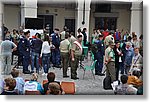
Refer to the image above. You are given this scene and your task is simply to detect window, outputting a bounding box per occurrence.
[95,17,117,30]
[25,18,44,29]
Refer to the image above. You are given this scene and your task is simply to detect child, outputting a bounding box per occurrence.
[11,68,25,94]
[1,78,18,95]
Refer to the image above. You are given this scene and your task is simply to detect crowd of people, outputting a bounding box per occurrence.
[0,25,143,95]
[0,26,85,80]
[91,29,143,95]
[0,68,62,95]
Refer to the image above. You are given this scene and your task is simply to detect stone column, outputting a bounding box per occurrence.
[76,0,91,41]
[0,1,4,41]
[0,1,4,77]
[130,2,143,38]
[20,0,37,28]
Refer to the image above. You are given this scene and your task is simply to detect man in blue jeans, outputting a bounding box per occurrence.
[123,42,134,74]
[30,33,43,74]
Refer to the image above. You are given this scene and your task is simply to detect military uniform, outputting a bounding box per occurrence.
[60,39,71,77]
[104,35,114,48]
[51,33,61,67]
[94,39,105,75]
[19,37,30,73]
[17,36,24,66]
[105,46,116,82]
[69,35,77,47]
[71,41,82,79]
[68,35,77,66]
[60,31,66,41]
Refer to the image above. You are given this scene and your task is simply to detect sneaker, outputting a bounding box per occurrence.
[71,77,79,80]
[23,71,31,74]
[36,70,39,74]
[52,65,56,67]
[42,73,45,76]
[95,73,100,75]
[45,73,48,76]
[31,71,34,73]
[95,73,105,76]
[99,73,105,76]
[75,77,79,79]
[63,76,69,78]
[55,65,62,68]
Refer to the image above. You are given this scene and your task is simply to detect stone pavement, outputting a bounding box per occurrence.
[1,54,114,95]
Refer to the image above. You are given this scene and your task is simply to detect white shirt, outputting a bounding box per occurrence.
[24,81,38,91]
[132,40,140,48]
[40,41,51,55]
[116,48,122,62]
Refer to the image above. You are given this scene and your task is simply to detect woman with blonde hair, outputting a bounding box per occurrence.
[24,73,44,94]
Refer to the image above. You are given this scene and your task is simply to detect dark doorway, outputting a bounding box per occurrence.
[95,17,117,30]
[38,15,54,34]
[65,19,75,35]
[25,18,44,29]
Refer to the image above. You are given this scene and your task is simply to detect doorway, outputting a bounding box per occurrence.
[38,15,54,34]
[65,19,75,35]
[95,17,117,30]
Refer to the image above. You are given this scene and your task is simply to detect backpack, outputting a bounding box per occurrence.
[103,76,113,90]
[91,44,98,54]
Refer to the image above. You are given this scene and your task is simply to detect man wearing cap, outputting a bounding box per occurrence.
[104,41,116,82]
[51,28,61,68]
[60,32,71,78]
[68,32,77,47]
[94,34,105,76]
[60,26,67,41]
[71,35,83,80]
[104,32,114,48]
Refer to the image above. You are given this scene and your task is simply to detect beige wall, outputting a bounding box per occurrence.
[111,9,131,32]
[4,5,20,32]
[4,5,76,32]
[3,4,131,36]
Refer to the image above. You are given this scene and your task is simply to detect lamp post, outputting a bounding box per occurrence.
[82,0,85,25]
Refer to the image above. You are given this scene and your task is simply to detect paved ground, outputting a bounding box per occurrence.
[1,54,114,95]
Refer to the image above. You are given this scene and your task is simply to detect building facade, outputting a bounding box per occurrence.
[0,0,142,40]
